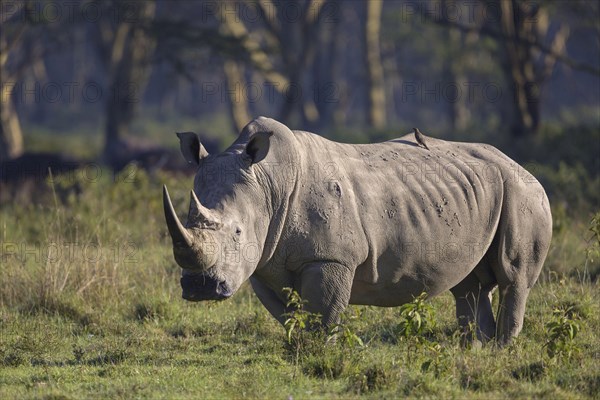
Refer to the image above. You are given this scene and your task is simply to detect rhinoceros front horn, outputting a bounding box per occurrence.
[163,185,193,248]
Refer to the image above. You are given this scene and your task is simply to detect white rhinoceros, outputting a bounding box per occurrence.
[163,116,552,344]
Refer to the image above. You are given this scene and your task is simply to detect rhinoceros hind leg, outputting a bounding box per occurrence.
[491,204,551,345]
[490,189,551,345]
[450,271,496,346]
[496,281,530,346]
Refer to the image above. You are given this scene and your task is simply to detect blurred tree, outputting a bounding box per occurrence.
[1,0,598,160]
[217,0,332,129]
[311,0,341,129]
[422,0,598,138]
[493,0,570,137]
[1,3,28,161]
[223,60,252,133]
[439,0,470,132]
[363,0,386,129]
[261,0,329,126]
[91,0,156,165]
[214,1,288,132]
[0,1,69,161]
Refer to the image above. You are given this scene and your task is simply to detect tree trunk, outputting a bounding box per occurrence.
[364,0,386,129]
[0,13,25,162]
[216,1,289,129]
[0,95,24,162]
[101,1,156,165]
[223,60,252,133]
[312,0,341,130]
[498,0,541,137]
[442,2,469,132]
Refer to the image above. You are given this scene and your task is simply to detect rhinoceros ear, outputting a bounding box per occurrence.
[176,132,209,165]
[245,131,273,164]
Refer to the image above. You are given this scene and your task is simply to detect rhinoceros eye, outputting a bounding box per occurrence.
[235,227,242,235]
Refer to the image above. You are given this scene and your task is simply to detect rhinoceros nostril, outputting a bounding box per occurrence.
[180,272,231,301]
[215,281,233,297]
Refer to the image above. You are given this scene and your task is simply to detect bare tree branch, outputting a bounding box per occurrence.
[423,10,600,76]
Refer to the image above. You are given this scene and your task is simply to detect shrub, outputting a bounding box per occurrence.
[543,305,581,361]
[397,292,436,339]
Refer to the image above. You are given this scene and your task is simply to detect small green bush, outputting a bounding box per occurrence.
[544,305,581,361]
[397,292,436,339]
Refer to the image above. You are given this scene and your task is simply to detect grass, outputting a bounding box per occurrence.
[1,165,599,399]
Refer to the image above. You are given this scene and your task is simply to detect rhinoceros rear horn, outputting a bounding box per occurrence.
[163,185,193,248]
[189,190,222,229]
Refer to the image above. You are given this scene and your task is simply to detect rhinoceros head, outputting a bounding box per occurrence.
[164,117,284,302]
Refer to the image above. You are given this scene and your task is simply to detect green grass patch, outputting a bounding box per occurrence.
[1,159,599,398]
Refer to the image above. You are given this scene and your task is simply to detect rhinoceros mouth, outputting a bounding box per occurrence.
[180,272,232,301]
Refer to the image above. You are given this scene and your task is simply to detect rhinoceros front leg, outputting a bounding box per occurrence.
[299,262,354,327]
[250,276,289,325]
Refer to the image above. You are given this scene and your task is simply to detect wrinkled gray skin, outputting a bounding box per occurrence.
[163,116,552,345]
